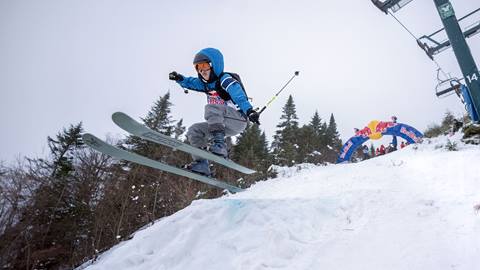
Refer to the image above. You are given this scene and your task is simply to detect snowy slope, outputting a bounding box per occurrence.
[80,133,480,270]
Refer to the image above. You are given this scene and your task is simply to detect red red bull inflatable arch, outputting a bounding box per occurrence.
[337,119,423,163]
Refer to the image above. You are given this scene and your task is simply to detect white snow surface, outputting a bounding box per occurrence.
[80,133,480,270]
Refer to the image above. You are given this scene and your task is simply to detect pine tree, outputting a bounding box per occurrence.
[19,123,86,269]
[142,92,175,135]
[310,111,328,152]
[126,92,177,157]
[324,113,343,162]
[296,125,315,163]
[326,113,342,147]
[310,111,326,137]
[272,95,299,166]
[231,124,273,186]
[46,123,84,178]
[173,119,186,140]
[120,92,203,236]
[299,111,328,164]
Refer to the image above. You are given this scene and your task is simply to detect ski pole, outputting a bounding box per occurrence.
[257,71,300,115]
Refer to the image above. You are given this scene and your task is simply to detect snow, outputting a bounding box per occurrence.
[79,133,480,270]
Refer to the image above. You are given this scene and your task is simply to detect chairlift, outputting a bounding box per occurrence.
[435,69,462,98]
[371,0,415,14]
[433,70,480,121]
[417,8,480,59]
[371,1,480,122]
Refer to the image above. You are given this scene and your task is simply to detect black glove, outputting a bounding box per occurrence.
[247,108,260,125]
[169,71,184,82]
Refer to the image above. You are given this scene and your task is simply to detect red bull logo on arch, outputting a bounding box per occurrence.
[400,126,422,143]
[337,119,423,163]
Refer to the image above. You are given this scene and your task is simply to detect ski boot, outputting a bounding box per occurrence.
[186,159,211,176]
[209,130,228,158]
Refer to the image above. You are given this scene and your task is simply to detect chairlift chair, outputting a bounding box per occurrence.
[435,77,462,98]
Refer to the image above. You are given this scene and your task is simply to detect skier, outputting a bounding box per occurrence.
[390,116,398,150]
[379,144,386,155]
[169,48,260,175]
[361,145,370,160]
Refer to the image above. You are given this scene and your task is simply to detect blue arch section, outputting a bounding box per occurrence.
[336,136,369,163]
[337,123,423,163]
[381,123,423,144]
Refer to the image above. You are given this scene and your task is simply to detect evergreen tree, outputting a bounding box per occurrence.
[46,123,84,178]
[173,119,186,140]
[142,92,175,135]
[326,113,342,147]
[324,113,343,162]
[231,124,273,186]
[120,92,203,237]
[272,95,299,166]
[126,92,176,156]
[309,111,328,155]
[18,123,86,269]
[296,125,315,163]
[310,111,326,138]
[298,111,328,164]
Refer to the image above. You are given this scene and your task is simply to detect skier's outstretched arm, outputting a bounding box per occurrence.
[179,77,206,92]
[169,71,205,92]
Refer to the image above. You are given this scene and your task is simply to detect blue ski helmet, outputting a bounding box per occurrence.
[193,48,224,82]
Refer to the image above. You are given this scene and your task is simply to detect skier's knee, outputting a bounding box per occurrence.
[208,123,225,133]
[187,123,208,147]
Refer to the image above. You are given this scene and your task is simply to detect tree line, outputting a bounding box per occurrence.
[0,93,342,269]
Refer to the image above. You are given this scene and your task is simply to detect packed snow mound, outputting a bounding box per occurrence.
[80,133,480,270]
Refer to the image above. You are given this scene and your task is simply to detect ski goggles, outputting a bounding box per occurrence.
[195,62,211,71]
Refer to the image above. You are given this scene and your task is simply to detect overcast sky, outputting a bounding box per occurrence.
[1,0,479,163]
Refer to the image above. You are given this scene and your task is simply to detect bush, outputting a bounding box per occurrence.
[424,111,463,138]
[424,124,444,138]
[445,139,458,151]
[462,123,480,145]
[463,124,480,138]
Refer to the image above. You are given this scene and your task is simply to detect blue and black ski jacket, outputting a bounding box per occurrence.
[176,48,253,114]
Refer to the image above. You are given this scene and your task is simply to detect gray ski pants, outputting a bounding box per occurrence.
[187,104,248,160]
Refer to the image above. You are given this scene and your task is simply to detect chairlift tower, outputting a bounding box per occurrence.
[434,0,480,116]
[372,0,480,121]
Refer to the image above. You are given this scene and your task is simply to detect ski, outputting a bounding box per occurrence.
[111,111,256,175]
[82,133,244,193]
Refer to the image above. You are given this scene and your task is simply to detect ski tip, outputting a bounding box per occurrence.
[82,133,103,143]
[82,133,102,148]
[82,133,95,141]
[112,111,129,122]
[112,112,139,128]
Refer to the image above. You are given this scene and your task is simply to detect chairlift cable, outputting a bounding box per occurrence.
[387,10,452,84]
[388,10,418,40]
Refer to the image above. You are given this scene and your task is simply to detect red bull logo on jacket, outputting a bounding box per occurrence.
[207,91,226,105]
